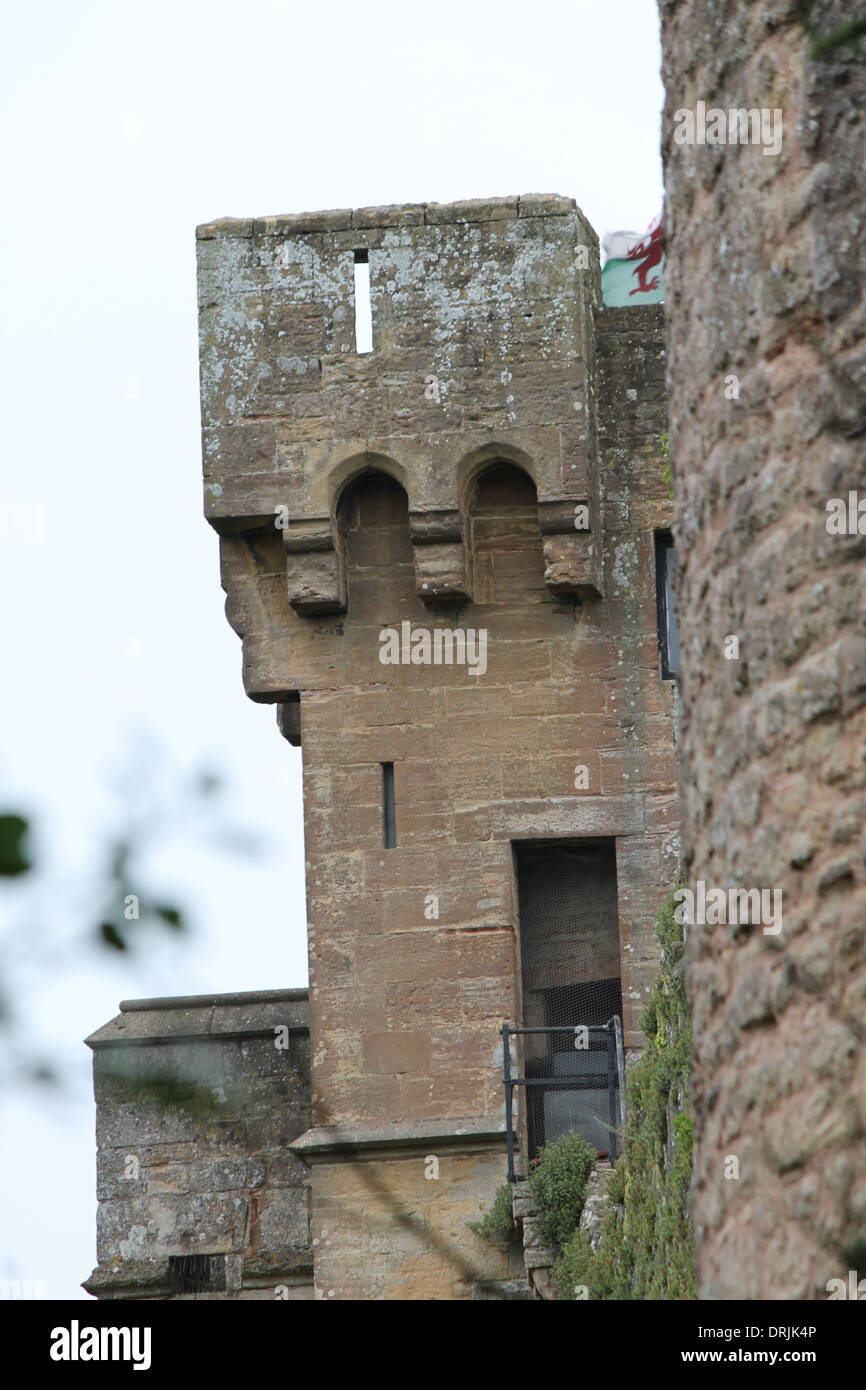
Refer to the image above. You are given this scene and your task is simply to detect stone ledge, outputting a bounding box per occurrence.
[523,1244,560,1270]
[471,1279,533,1300]
[85,990,309,1048]
[83,1254,314,1300]
[289,1115,507,1162]
[120,989,308,1012]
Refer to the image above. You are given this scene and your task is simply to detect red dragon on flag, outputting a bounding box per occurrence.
[601,214,665,306]
[625,219,663,295]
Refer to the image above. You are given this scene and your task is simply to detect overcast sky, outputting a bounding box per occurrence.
[0,0,664,1299]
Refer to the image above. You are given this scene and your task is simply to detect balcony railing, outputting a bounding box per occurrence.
[501,1019,627,1182]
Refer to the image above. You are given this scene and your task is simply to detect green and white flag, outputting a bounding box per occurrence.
[601,217,664,306]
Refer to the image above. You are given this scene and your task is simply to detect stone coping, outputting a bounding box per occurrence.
[85,988,309,1048]
[118,988,308,1011]
[83,1255,313,1299]
[196,194,579,240]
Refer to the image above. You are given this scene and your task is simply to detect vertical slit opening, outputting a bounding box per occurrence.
[382,762,396,848]
[353,250,373,354]
[654,532,680,681]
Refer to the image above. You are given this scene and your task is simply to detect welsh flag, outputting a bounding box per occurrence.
[601,215,664,306]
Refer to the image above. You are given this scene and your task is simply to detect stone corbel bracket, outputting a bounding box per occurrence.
[409,508,470,605]
[282,517,346,615]
[537,498,602,599]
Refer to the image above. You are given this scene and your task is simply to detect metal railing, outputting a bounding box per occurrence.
[502,1018,627,1182]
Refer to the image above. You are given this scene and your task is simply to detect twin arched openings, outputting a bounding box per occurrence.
[337,462,546,614]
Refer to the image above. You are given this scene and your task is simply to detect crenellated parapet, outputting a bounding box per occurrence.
[197,196,605,639]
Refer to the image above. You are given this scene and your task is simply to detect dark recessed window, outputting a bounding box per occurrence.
[168,1254,227,1295]
[515,840,623,1161]
[655,532,680,681]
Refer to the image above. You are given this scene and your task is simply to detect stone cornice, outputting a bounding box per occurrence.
[289,1116,507,1164]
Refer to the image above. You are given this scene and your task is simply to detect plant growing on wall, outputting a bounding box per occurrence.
[528,1131,596,1247]
[660,431,672,498]
[552,891,696,1299]
[468,1181,516,1250]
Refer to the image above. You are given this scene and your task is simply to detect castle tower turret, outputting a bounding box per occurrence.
[195,195,676,1299]
[84,195,677,1303]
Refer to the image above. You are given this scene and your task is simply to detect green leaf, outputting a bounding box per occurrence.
[99,922,127,951]
[0,814,32,876]
[154,905,183,929]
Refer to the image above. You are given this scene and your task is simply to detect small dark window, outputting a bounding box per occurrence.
[655,532,680,681]
[168,1254,226,1294]
[382,762,396,848]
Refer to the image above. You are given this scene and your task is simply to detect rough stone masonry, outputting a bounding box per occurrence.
[658,0,866,1299]
[86,195,676,1299]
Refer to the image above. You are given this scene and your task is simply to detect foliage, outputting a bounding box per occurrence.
[811,13,866,57]
[0,815,31,877]
[0,752,262,1094]
[660,431,672,497]
[469,1182,516,1250]
[793,1,866,57]
[551,891,697,1300]
[528,1131,597,1247]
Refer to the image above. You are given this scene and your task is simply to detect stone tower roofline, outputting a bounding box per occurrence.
[197,192,605,630]
[195,192,596,241]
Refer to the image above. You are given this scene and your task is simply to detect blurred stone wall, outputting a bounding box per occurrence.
[658,0,866,1298]
[84,990,312,1299]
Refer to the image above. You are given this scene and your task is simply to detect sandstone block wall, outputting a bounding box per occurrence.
[84,990,312,1300]
[293,1120,526,1300]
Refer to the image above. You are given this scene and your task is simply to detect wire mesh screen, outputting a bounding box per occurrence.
[516,841,623,1160]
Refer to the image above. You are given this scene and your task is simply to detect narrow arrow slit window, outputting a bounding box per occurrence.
[354,250,373,354]
[382,762,396,848]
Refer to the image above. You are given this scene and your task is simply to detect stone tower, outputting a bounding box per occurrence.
[195,194,675,1299]
[86,194,676,1301]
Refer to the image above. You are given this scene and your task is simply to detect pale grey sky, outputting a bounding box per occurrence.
[0,0,664,1299]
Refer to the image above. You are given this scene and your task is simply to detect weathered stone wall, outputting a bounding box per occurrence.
[193,197,676,1299]
[596,305,681,1028]
[658,0,866,1297]
[84,990,312,1299]
[293,1119,528,1300]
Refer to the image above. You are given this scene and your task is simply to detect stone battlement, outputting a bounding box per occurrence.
[196,194,583,240]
